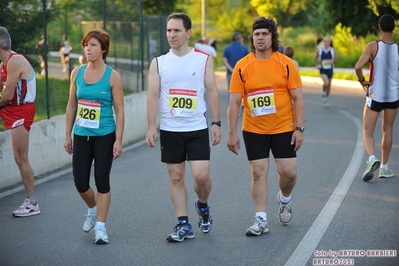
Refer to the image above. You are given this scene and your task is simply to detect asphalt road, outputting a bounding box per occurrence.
[0,74,398,266]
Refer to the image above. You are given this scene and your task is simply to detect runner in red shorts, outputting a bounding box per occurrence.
[0,26,40,217]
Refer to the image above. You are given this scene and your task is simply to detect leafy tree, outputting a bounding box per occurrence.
[183,0,228,37]
[250,0,399,37]
[324,0,379,36]
[0,0,56,68]
[216,5,254,41]
[143,0,179,15]
[250,0,313,34]
[368,0,399,15]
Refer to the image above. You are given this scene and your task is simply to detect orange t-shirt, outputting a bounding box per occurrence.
[230,52,302,134]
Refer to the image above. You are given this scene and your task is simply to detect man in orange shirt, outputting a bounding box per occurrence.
[227,17,305,236]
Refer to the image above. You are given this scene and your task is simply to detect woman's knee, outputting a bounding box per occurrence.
[74,177,90,193]
[96,184,110,194]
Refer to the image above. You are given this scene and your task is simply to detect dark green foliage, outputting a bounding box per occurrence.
[0,1,56,71]
[326,0,378,36]
[143,0,179,15]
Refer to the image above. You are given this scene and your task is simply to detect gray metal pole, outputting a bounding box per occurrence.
[201,0,206,37]
[42,0,50,118]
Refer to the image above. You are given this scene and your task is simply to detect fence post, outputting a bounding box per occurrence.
[42,0,50,119]
[68,58,74,78]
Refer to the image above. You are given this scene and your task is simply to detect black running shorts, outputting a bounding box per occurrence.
[160,128,210,163]
[242,130,296,161]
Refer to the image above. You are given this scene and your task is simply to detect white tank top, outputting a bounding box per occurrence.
[156,48,209,132]
[369,40,399,103]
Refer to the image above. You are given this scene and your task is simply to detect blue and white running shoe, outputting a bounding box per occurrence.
[194,200,213,233]
[166,221,195,242]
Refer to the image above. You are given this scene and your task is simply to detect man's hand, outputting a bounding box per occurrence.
[145,126,158,148]
[227,133,240,155]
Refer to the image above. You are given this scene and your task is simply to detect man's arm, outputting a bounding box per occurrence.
[355,41,375,85]
[313,49,320,68]
[333,48,338,64]
[226,92,242,155]
[145,58,160,148]
[204,57,221,146]
[289,87,305,151]
[222,57,233,73]
[0,55,25,106]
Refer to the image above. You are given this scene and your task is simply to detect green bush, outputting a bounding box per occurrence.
[269,25,381,68]
[299,70,369,81]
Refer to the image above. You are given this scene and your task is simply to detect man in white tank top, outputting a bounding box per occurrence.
[145,13,221,242]
[355,14,399,181]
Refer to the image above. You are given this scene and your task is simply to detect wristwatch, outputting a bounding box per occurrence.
[295,126,305,132]
[211,121,221,127]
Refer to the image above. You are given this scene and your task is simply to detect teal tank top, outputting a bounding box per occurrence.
[74,64,116,136]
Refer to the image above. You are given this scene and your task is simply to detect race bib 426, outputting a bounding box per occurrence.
[76,99,101,129]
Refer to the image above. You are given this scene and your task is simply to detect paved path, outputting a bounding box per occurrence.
[0,73,398,266]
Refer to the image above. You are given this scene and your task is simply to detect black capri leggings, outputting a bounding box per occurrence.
[73,132,115,193]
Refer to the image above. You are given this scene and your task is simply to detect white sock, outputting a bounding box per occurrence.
[381,164,388,170]
[255,212,267,221]
[368,155,376,162]
[88,206,97,214]
[280,192,291,203]
[96,221,105,228]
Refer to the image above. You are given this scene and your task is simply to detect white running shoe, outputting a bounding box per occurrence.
[83,211,97,233]
[324,98,330,107]
[277,191,292,224]
[245,216,269,236]
[95,226,109,244]
[363,158,381,181]
[12,198,41,217]
[378,167,394,178]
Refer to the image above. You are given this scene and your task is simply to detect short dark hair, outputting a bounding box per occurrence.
[232,32,242,41]
[249,17,280,53]
[378,14,395,32]
[167,13,192,31]
[284,46,294,58]
[82,29,110,60]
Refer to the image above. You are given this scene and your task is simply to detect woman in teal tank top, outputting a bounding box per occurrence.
[64,29,125,245]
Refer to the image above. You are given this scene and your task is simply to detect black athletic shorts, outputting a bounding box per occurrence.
[160,128,210,163]
[242,130,296,161]
[367,98,399,112]
[320,68,333,79]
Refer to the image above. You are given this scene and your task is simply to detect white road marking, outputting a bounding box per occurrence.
[285,109,364,266]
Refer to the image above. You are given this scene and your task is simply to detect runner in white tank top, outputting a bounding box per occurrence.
[157,48,209,132]
[355,14,399,181]
[368,40,399,103]
[145,13,221,242]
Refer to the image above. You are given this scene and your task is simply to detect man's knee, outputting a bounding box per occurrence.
[194,173,211,186]
[13,152,29,167]
[280,171,297,183]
